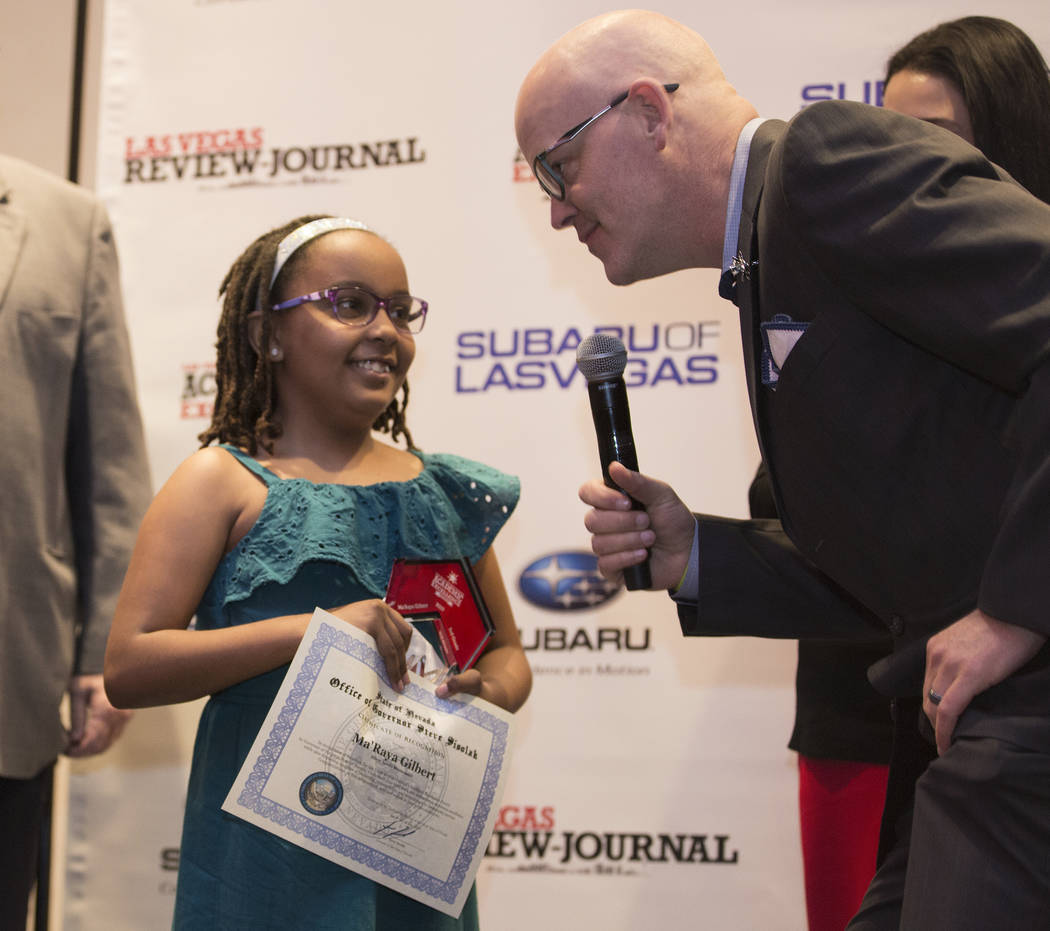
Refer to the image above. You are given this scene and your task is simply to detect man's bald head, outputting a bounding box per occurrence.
[515,10,757,280]
[516,11,726,144]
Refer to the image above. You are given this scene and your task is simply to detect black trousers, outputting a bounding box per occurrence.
[0,765,53,931]
[848,707,1050,930]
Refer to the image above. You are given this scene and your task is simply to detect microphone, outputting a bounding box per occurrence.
[576,334,652,591]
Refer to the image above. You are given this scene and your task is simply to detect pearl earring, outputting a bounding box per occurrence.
[271,347,280,358]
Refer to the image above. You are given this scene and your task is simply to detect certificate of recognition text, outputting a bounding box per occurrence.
[222,608,514,916]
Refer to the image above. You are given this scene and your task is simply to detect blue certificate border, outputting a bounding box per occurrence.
[235,621,510,905]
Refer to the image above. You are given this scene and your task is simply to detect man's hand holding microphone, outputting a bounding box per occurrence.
[576,335,696,591]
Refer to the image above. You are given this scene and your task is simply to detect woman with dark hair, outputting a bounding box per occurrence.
[780,16,1050,931]
[885,15,1050,202]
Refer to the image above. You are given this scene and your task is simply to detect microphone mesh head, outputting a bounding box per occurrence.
[576,334,627,382]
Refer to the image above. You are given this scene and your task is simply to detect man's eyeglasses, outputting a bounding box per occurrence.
[272,285,428,334]
[531,83,679,201]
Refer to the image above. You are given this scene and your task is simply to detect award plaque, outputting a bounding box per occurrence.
[384,558,494,677]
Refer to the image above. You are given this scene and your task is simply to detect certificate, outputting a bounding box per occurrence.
[222,608,515,917]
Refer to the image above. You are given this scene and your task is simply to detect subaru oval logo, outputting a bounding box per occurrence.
[518,551,621,611]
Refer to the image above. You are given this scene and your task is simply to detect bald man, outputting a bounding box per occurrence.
[516,11,1050,930]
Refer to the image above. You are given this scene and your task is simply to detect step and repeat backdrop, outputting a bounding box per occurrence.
[63,1,1046,928]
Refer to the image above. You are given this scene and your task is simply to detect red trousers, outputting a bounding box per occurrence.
[798,756,889,931]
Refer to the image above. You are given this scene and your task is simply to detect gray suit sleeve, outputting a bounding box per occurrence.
[67,199,152,673]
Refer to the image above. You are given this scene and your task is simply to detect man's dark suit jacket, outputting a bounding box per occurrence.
[679,100,1050,723]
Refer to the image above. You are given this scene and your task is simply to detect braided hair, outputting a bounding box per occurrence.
[198,214,415,453]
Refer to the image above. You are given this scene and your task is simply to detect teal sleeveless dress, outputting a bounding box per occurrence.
[172,445,519,930]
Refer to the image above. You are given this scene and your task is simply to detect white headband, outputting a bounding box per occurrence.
[269,217,375,288]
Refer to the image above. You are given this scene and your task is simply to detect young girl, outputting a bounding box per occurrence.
[104,215,531,930]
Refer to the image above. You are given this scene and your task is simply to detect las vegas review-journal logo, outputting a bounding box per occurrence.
[123,126,425,187]
[518,551,620,611]
[483,804,739,872]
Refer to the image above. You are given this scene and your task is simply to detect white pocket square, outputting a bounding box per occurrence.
[760,314,809,387]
